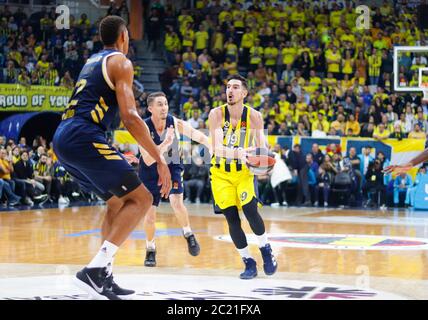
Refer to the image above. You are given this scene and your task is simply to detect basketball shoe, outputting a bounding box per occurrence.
[240,257,257,279]
[259,243,278,275]
[73,267,121,300]
[184,232,200,256]
[144,248,156,267]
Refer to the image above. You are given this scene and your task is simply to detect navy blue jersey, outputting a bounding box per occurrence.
[138,114,184,205]
[61,49,123,131]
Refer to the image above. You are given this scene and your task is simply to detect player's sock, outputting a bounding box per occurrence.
[183,225,192,235]
[146,239,156,250]
[237,246,252,259]
[87,240,118,269]
[256,233,268,248]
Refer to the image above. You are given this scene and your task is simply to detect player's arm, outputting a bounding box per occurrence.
[250,110,268,149]
[208,108,248,161]
[109,55,171,197]
[384,148,428,174]
[175,117,210,147]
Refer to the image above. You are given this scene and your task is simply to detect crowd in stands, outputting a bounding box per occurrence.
[258,142,423,209]
[155,0,428,143]
[177,139,427,209]
[0,3,139,88]
[150,0,428,208]
[0,134,102,208]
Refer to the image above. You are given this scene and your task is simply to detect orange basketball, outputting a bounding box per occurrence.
[246,154,276,167]
[246,148,276,175]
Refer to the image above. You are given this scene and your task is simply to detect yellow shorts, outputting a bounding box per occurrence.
[210,166,260,211]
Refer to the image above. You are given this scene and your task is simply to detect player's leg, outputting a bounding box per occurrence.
[96,194,135,299]
[211,168,257,279]
[169,193,200,256]
[222,205,257,279]
[143,205,157,267]
[238,175,277,276]
[74,183,152,299]
[60,156,151,299]
[101,195,123,242]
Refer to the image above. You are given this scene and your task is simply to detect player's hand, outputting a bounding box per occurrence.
[124,153,139,165]
[383,163,413,174]
[163,126,175,148]
[239,146,256,163]
[157,159,171,199]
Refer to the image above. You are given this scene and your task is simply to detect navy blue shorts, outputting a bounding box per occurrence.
[138,163,183,207]
[53,118,141,201]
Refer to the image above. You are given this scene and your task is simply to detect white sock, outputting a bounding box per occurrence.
[183,225,192,235]
[256,233,268,248]
[146,239,156,250]
[237,246,252,259]
[87,240,118,269]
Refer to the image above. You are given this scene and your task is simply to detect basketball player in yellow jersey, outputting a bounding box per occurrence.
[208,74,277,279]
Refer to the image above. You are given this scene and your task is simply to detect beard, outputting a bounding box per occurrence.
[228,97,240,105]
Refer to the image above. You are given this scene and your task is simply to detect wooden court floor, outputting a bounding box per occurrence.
[0,203,427,299]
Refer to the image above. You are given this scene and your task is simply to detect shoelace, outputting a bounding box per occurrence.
[261,246,273,259]
[188,235,197,247]
[105,275,114,289]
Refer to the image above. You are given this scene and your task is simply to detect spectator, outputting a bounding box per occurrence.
[365,159,386,208]
[389,123,405,140]
[393,172,412,207]
[34,153,54,200]
[314,166,332,207]
[184,156,209,204]
[13,150,47,204]
[408,123,426,139]
[346,147,362,183]
[373,123,390,140]
[296,153,319,206]
[187,109,202,129]
[147,8,162,52]
[310,143,325,165]
[330,114,346,136]
[345,114,361,136]
[405,167,427,207]
[358,146,374,183]
[0,148,29,205]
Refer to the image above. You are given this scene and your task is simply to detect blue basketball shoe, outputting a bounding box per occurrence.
[259,243,277,275]
[239,257,258,279]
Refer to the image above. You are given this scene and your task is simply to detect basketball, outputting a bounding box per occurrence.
[246,148,276,175]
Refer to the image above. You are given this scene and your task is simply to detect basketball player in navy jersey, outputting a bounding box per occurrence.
[53,16,171,300]
[138,92,210,266]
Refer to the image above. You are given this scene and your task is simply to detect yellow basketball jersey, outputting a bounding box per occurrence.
[211,104,252,173]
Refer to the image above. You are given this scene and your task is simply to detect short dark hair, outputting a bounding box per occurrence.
[147,91,167,106]
[226,74,248,90]
[99,15,127,46]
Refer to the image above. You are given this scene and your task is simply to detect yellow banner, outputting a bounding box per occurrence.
[114,130,137,144]
[0,84,72,112]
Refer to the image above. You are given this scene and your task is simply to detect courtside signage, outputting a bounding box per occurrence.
[215,233,428,250]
